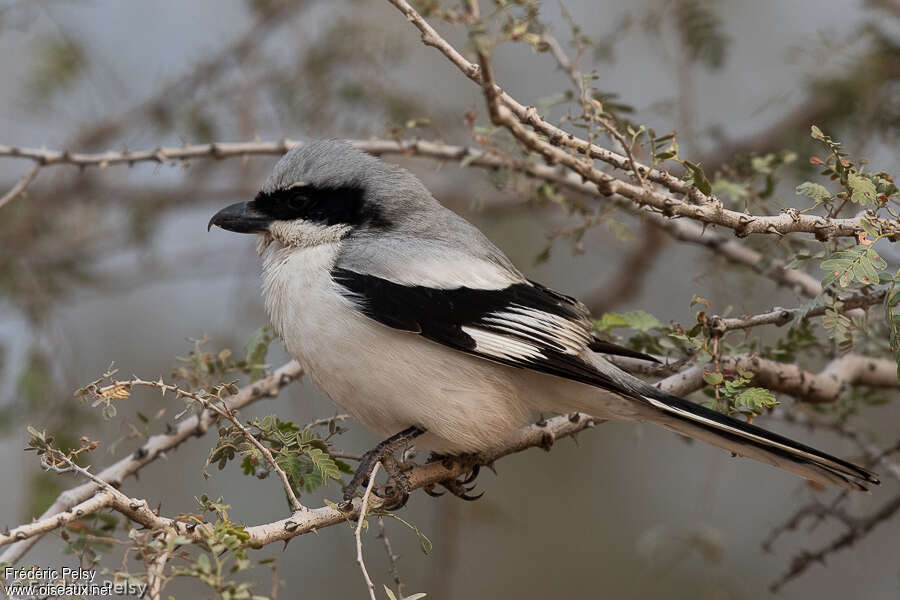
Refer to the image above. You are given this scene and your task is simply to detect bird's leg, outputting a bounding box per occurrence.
[343,426,425,506]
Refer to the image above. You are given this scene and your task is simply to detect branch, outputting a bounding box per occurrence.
[768,492,900,592]
[99,376,309,513]
[650,353,900,404]
[385,0,898,240]
[707,289,887,334]
[377,517,404,596]
[0,136,831,301]
[0,163,40,208]
[0,361,304,564]
[355,461,382,600]
[3,355,896,556]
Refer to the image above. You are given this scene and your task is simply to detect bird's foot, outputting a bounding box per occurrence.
[342,426,425,507]
[423,453,485,501]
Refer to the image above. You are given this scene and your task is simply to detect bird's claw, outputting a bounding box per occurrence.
[422,455,485,502]
[460,464,480,485]
[440,478,485,501]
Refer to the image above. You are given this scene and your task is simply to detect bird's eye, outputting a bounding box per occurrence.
[287,192,308,213]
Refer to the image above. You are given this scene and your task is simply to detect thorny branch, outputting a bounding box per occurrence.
[706,289,888,334]
[385,0,898,240]
[0,136,833,301]
[636,353,900,404]
[767,492,900,592]
[3,356,897,557]
[0,361,305,565]
[102,376,309,513]
[759,410,900,590]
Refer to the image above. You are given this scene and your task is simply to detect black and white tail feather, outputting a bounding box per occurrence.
[639,386,878,491]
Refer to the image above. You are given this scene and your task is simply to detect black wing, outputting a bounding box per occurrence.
[332,268,640,395]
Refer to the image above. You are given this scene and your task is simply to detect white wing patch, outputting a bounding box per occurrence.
[480,305,591,355]
[461,326,545,361]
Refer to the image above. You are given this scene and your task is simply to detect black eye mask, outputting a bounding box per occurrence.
[249,184,392,229]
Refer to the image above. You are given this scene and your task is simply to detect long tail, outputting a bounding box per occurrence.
[640,388,879,491]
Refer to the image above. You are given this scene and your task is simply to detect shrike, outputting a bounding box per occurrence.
[210,139,877,503]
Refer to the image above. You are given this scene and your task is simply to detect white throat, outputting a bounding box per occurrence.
[260,240,344,341]
[267,220,351,249]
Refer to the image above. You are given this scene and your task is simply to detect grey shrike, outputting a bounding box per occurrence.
[209,139,877,504]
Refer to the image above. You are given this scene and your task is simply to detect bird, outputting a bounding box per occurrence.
[209,139,878,504]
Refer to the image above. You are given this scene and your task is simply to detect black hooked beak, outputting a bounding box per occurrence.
[208,201,272,233]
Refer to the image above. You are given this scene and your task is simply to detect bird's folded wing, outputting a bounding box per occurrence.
[331,267,640,396]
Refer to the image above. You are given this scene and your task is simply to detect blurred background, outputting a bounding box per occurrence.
[1,0,899,598]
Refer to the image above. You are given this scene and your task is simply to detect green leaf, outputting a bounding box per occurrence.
[595,313,629,331]
[702,372,724,386]
[682,160,712,195]
[861,217,881,239]
[196,553,211,574]
[733,388,778,415]
[305,447,342,486]
[243,326,272,382]
[848,173,877,205]
[867,248,887,271]
[853,256,879,285]
[274,453,306,496]
[622,310,662,332]
[795,181,830,204]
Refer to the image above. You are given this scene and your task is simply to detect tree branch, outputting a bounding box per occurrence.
[385,0,897,240]
[355,461,382,600]
[646,353,900,404]
[0,361,304,565]
[707,289,887,334]
[5,357,896,556]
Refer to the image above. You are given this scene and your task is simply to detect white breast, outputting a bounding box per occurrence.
[260,242,535,454]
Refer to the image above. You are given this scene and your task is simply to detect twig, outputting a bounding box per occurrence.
[95,376,308,513]
[635,353,900,403]
[146,532,173,600]
[538,30,647,188]
[0,164,40,208]
[355,461,382,600]
[0,136,838,299]
[769,493,900,592]
[0,361,303,565]
[4,352,896,555]
[706,289,887,334]
[378,517,405,596]
[384,0,897,240]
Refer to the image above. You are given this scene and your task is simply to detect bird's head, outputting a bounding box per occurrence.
[208,139,432,249]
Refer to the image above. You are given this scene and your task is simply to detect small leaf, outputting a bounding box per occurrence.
[848,173,877,205]
[795,182,830,203]
[733,387,778,415]
[682,160,712,195]
[702,372,724,385]
[622,310,662,332]
[595,313,629,331]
